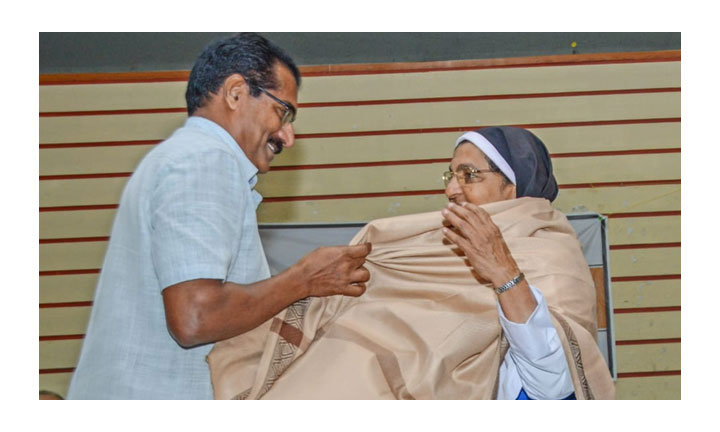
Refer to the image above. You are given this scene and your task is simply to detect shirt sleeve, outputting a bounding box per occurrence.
[497,284,575,399]
[150,149,248,290]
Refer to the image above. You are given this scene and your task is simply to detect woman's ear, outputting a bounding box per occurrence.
[503,183,517,201]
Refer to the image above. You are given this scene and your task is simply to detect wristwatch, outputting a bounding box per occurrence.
[494,272,525,295]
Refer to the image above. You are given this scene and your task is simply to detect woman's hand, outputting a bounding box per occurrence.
[441,202,537,322]
[441,202,520,287]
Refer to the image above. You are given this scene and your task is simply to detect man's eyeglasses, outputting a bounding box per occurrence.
[257,86,297,125]
[442,167,497,187]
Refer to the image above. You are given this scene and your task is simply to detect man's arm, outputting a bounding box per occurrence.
[162,243,371,348]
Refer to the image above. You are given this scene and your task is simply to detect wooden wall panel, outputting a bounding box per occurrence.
[552,184,680,216]
[38,52,681,399]
[39,122,680,177]
[40,210,680,250]
[40,339,84,370]
[301,62,680,103]
[39,153,678,208]
[40,81,187,112]
[38,243,680,286]
[39,334,680,379]
[39,209,116,240]
[39,93,679,144]
[40,242,108,272]
[613,311,681,341]
[39,61,679,112]
[39,307,92,337]
[608,215,680,245]
[40,177,128,208]
[616,342,680,374]
[40,273,99,304]
[40,145,155,176]
[610,247,681,278]
[254,184,680,224]
[612,279,680,309]
[615,375,680,400]
[38,373,73,399]
[39,113,186,145]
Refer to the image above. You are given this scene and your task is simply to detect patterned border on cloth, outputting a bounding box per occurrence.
[255,297,312,399]
[231,297,312,400]
[551,311,595,400]
[491,333,510,399]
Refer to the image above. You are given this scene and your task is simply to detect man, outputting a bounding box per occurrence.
[207,127,614,400]
[67,33,371,399]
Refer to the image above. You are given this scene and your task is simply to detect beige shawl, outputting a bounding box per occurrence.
[207,197,615,399]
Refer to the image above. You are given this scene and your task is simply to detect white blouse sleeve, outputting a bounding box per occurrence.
[495,284,575,400]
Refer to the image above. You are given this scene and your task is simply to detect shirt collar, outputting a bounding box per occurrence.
[184,116,260,188]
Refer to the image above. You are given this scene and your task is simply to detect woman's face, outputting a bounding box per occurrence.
[444,142,516,205]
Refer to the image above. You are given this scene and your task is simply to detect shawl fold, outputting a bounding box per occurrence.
[207,197,615,399]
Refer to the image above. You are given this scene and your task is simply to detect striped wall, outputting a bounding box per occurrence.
[39,50,681,399]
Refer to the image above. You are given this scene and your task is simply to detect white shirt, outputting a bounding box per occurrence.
[496,284,575,400]
[68,117,271,399]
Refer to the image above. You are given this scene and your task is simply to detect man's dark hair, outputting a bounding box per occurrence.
[185,33,301,115]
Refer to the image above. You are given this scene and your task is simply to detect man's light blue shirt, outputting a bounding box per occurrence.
[68,117,271,399]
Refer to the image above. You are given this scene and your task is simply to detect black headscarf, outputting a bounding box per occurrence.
[470,126,558,202]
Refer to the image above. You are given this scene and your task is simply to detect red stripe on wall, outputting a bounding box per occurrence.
[617,370,680,379]
[40,301,93,309]
[39,87,680,117]
[299,88,680,108]
[39,50,681,85]
[38,179,680,213]
[40,237,109,244]
[40,368,680,378]
[40,269,100,276]
[40,334,85,342]
[39,204,118,212]
[609,242,680,250]
[40,173,132,181]
[552,148,680,158]
[287,118,683,140]
[40,107,186,117]
[559,179,680,189]
[263,189,445,203]
[300,51,681,76]
[39,368,76,374]
[39,140,160,149]
[38,118,681,149]
[616,338,680,346]
[612,274,680,282]
[40,334,681,345]
[608,211,680,218]
[38,148,681,180]
[613,306,680,314]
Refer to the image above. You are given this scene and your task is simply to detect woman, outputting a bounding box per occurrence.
[442,126,573,399]
[207,127,614,400]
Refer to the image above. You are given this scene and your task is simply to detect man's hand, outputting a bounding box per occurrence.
[441,202,519,287]
[162,242,372,347]
[295,243,372,298]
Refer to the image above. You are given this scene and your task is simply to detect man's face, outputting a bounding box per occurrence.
[444,142,516,205]
[235,63,298,173]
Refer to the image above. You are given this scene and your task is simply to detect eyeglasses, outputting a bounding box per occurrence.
[442,166,497,187]
[257,86,297,125]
